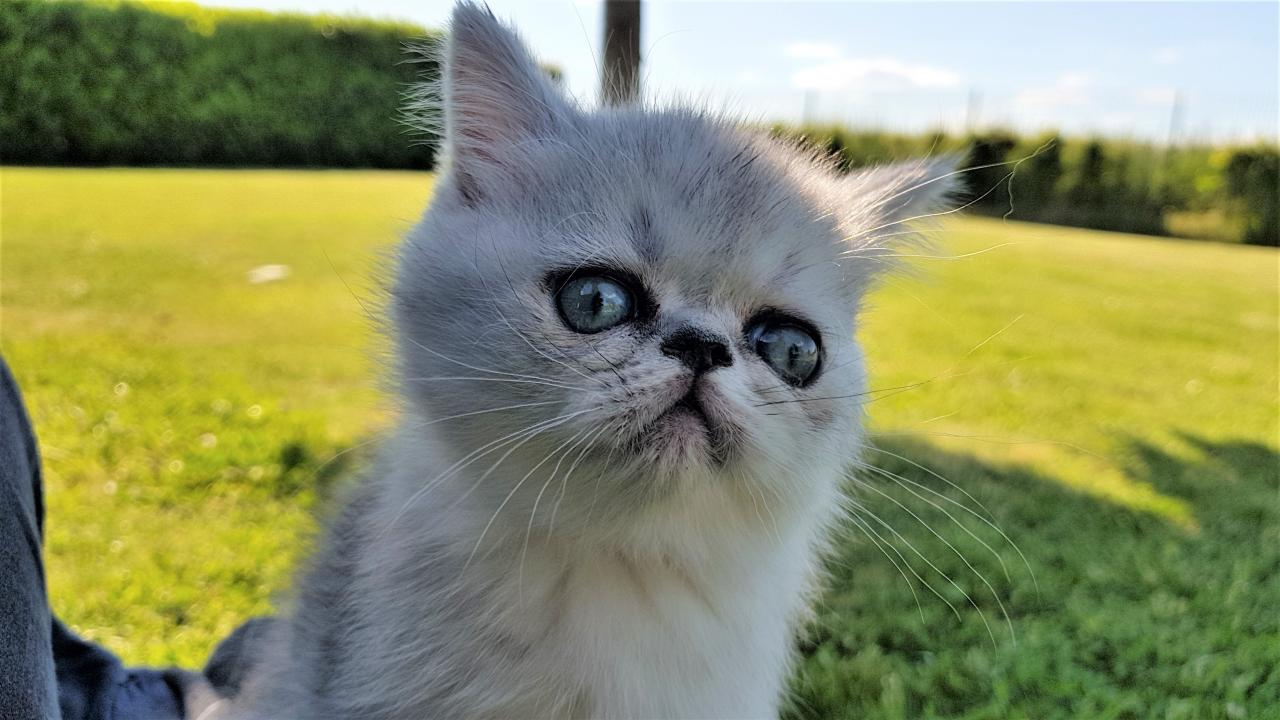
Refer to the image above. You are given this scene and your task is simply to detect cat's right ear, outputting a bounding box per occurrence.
[440,2,573,204]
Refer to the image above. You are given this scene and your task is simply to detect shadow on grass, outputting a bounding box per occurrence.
[223,428,1278,718]
[787,433,1279,720]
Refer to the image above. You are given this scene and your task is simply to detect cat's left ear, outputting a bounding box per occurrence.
[839,157,961,254]
[439,2,575,202]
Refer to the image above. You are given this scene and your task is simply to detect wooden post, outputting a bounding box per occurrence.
[601,0,641,105]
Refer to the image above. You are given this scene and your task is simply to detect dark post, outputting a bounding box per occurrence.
[601,0,641,105]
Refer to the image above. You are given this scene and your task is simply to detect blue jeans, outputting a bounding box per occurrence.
[0,357,235,719]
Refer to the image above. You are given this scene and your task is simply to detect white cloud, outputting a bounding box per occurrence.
[732,69,764,87]
[784,42,843,61]
[1138,86,1177,105]
[1152,47,1182,65]
[790,57,963,91]
[1013,72,1092,108]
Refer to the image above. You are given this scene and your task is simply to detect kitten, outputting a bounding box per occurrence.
[220,3,953,718]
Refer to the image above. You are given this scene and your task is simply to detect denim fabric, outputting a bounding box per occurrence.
[0,358,188,720]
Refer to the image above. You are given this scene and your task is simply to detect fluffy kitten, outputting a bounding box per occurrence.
[222,3,953,718]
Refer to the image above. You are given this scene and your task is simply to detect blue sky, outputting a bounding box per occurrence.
[209,1,1278,142]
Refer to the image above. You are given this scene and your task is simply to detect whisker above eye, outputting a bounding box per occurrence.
[842,173,1016,253]
[850,242,1022,262]
[479,249,611,388]
[841,144,1054,258]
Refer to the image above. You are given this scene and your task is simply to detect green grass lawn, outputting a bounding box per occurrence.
[3,166,1277,719]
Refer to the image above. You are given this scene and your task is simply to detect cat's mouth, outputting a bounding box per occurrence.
[644,385,732,465]
[669,390,709,424]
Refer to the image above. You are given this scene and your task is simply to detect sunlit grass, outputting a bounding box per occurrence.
[2,167,1276,718]
[863,220,1278,530]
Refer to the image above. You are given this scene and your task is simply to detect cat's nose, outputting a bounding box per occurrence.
[660,327,733,374]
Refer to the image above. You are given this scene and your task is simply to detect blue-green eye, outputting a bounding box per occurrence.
[747,320,820,386]
[556,276,634,333]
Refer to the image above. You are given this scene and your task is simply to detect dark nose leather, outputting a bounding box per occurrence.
[660,327,733,374]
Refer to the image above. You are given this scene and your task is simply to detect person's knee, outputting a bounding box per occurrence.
[0,357,39,481]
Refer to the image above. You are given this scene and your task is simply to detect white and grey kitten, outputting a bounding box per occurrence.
[220,3,953,718]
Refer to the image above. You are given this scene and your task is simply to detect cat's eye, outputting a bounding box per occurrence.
[556,275,635,334]
[746,319,820,386]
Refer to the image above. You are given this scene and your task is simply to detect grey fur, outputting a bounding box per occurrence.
[226,3,954,718]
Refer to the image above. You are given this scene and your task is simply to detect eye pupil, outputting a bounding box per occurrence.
[556,275,634,333]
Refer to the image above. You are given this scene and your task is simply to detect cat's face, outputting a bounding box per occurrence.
[393,3,952,542]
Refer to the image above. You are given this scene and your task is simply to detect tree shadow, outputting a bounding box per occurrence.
[787,432,1279,720]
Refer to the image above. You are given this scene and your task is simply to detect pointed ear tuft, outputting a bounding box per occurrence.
[440,1,573,202]
[851,156,960,228]
[840,156,961,257]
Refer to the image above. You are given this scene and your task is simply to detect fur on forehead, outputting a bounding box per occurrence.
[408,1,957,303]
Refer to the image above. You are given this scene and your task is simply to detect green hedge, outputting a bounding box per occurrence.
[0,0,440,167]
[4,1,1274,244]
[776,125,1278,246]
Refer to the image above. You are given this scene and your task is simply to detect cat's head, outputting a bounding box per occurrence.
[393,2,953,546]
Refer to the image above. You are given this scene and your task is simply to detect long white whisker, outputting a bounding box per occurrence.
[848,503,963,622]
[378,409,596,538]
[548,423,611,536]
[860,446,996,521]
[847,166,1020,245]
[579,420,624,530]
[467,424,595,572]
[419,400,563,427]
[400,333,588,389]
[861,446,1039,593]
[447,409,598,515]
[856,482,1005,646]
[870,429,1104,463]
[854,242,1021,261]
[518,426,596,594]
[314,399,561,484]
[872,140,1055,211]
[480,238,609,387]
[487,290,605,387]
[859,461,1014,585]
[841,513,926,623]
[404,375,584,392]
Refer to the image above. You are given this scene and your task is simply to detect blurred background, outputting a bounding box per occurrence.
[1,1,1277,718]
[3,0,1277,241]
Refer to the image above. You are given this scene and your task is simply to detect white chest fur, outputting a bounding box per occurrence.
[548,550,801,718]
[447,514,823,720]
[338,429,841,720]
